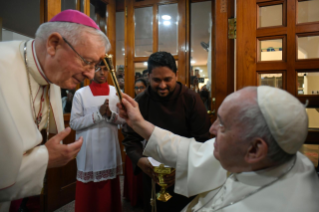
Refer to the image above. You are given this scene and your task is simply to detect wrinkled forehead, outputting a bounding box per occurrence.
[218,90,256,124]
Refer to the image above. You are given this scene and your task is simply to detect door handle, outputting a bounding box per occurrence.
[207,110,215,115]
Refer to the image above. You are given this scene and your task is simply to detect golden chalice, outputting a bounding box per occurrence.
[154,164,172,202]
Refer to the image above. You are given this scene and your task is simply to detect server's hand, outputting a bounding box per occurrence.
[45,127,83,168]
[137,157,158,182]
[99,99,112,118]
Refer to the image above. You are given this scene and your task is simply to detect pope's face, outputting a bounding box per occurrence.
[149,66,177,97]
[45,32,106,89]
[209,92,249,172]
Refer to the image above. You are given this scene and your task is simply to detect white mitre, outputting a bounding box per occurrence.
[257,86,308,154]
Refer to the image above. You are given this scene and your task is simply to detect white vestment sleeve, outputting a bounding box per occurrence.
[143,127,227,198]
[105,96,125,125]
[70,92,104,131]
[0,146,48,202]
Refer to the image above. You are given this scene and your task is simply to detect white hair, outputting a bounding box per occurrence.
[235,87,295,164]
[35,22,111,52]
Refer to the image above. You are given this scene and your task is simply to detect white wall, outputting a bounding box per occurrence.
[1,29,33,41]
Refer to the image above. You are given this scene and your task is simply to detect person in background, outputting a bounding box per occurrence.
[122,51,210,212]
[62,89,75,113]
[134,78,148,96]
[118,86,319,212]
[0,9,109,211]
[190,76,200,93]
[117,66,125,79]
[70,62,125,212]
[123,78,148,208]
[199,89,210,111]
[194,69,200,78]
[142,69,149,83]
[135,72,142,81]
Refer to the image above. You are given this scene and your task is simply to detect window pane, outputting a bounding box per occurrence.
[116,12,125,93]
[190,1,212,111]
[298,35,319,59]
[297,72,319,95]
[259,4,283,28]
[135,7,153,57]
[257,73,283,88]
[259,39,283,61]
[306,108,319,130]
[90,3,96,21]
[158,4,178,55]
[298,0,319,24]
[89,2,107,34]
[61,0,77,10]
[1,29,32,41]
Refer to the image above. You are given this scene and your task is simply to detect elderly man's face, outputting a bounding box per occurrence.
[209,91,251,172]
[45,32,106,89]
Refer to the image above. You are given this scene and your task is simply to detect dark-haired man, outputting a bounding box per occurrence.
[122,51,210,212]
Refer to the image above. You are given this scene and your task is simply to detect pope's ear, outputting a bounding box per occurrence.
[46,33,63,56]
[244,138,268,164]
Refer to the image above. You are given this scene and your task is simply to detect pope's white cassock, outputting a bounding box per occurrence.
[0,41,64,207]
[144,127,319,212]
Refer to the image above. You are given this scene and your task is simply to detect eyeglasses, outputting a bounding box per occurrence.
[62,37,101,72]
[134,86,145,90]
[95,66,109,72]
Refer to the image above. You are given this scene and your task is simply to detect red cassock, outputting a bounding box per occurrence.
[75,178,122,212]
[123,155,144,207]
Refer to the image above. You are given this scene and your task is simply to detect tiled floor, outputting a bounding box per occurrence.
[54,176,143,212]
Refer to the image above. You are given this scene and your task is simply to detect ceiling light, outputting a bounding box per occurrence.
[144,62,147,66]
[191,60,196,64]
[163,21,171,26]
[162,15,171,20]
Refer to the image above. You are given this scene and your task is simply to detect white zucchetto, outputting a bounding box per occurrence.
[257,86,308,154]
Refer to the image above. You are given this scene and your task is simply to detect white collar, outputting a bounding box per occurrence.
[234,156,296,187]
[32,41,51,83]
[22,40,50,85]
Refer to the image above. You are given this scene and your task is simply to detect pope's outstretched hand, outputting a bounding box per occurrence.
[117,93,154,140]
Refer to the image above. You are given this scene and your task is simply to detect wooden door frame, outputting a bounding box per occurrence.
[213,0,235,118]
[124,0,235,116]
[236,0,319,145]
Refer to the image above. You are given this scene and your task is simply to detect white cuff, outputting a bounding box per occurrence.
[93,111,105,123]
[105,111,117,123]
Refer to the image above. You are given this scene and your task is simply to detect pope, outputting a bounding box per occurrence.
[117,86,319,212]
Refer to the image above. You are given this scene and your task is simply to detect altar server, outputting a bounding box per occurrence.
[70,63,125,212]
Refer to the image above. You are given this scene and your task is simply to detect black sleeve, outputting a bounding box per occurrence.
[122,124,144,174]
[187,91,211,142]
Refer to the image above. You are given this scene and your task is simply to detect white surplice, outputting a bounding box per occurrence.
[0,40,64,202]
[144,127,319,212]
[70,85,124,183]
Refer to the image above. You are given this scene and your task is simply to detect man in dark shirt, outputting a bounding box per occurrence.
[122,51,210,212]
